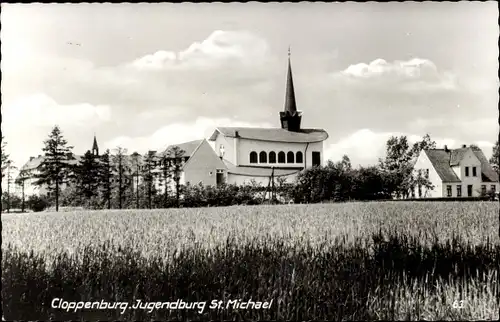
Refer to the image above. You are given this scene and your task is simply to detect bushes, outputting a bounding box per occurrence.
[181,183,278,208]
[26,195,50,212]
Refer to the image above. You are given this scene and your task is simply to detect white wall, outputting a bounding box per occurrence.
[227,172,297,186]
[413,150,442,198]
[212,135,235,165]
[236,139,323,169]
[457,149,482,190]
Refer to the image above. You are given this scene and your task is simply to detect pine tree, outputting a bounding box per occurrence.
[112,147,130,209]
[158,153,172,208]
[1,136,10,179]
[142,150,158,209]
[34,126,74,212]
[98,149,114,209]
[3,161,17,212]
[15,168,30,212]
[130,152,142,209]
[75,150,101,202]
[165,146,185,208]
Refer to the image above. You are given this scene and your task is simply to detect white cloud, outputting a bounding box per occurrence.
[1,93,112,169]
[103,117,273,154]
[336,58,457,92]
[323,129,493,167]
[2,93,111,130]
[130,30,270,71]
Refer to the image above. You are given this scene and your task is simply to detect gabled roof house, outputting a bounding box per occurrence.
[413,144,499,198]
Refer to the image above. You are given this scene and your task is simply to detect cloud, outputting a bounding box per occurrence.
[2,93,111,130]
[129,30,270,71]
[409,117,499,141]
[324,129,495,167]
[335,58,457,92]
[103,117,274,154]
[1,93,112,169]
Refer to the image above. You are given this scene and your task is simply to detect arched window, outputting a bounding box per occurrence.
[259,151,267,163]
[269,151,276,164]
[278,151,286,163]
[296,151,303,163]
[287,151,295,163]
[250,151,258,164]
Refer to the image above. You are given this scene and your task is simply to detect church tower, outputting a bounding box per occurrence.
[92,133,99,156]
[280,47,302,132]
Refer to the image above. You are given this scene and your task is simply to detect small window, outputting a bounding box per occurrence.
[259,151,267,163]
[457,185,462,197]
[446,185,452,197]
[249,151,258,164]
[287,151,295,163]
[465,166,469,177]
[481,185,486,195]
[491,185,497,193]
[467,185,473,197]
[296,151,303,163]
[472,167,477,177]
[269,151,276,164]
[209,171,213,176]
[278,152,286,163]
[425,169,429,178]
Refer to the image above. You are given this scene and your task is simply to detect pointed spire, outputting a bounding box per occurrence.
[284,46,297,115]
[92,133,99,156]
[280,47,302,132]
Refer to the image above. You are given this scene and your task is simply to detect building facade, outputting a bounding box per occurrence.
[413,145,499,198]
[165,52,329,187]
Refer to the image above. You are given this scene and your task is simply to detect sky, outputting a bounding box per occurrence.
[1,2,499,171]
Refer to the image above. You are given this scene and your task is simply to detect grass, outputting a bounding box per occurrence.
[2,201,499,320]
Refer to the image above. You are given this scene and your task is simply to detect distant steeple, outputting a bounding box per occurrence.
[92,133,99,156]
[280,46,302,132]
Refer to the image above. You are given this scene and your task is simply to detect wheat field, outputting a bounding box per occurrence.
[2,201,499,320]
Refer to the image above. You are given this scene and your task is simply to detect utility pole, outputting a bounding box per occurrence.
[271,166,275,204]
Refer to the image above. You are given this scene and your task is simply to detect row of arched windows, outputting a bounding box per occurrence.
[249,151,303,164]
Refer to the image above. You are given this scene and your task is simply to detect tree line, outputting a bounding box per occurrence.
[2,127,500,212]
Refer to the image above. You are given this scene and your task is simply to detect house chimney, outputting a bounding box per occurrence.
[30,156,34,161]
[37,155,41,158]
[444,145,449,152]
[462,144,466,148]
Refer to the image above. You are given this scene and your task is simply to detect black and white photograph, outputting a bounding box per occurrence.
[1,2,499,320]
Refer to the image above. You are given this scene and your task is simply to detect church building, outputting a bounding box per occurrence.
[166,52,329,187]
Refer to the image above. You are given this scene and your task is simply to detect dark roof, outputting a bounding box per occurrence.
[425,150,460,182]
[450,148,468,166]
[20,156,45,171]
[20,154,81,171]
[472,148,499,182]
[210,127,328,143]
[425,147,499,183]
[161,139,203,158]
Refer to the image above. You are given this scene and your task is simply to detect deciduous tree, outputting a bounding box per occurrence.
[490,140,499,175]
